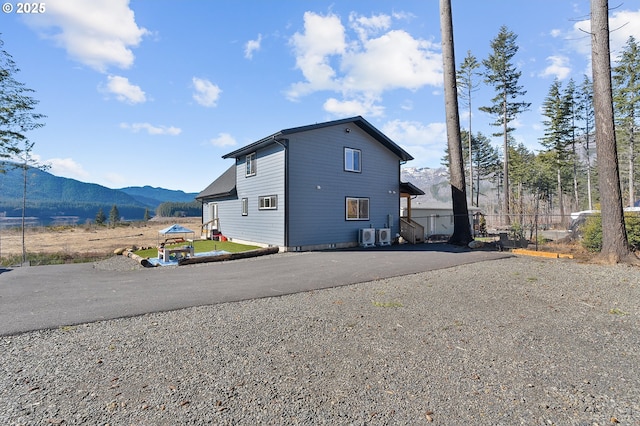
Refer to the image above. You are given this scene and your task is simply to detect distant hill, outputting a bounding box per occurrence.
[0,161,452,226]
[0,162,197,225]
[119,186,197,208]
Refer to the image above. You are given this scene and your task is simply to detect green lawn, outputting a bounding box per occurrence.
[134,240,261,259]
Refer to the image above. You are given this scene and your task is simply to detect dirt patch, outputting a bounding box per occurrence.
[0,217,202,257]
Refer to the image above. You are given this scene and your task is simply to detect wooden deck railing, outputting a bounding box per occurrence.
[400,217,424,244]
[201,218,220,238]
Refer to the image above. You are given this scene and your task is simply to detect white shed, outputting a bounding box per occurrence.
[400,203,482,241]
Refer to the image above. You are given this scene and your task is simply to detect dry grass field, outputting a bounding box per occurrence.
[0,216,609,264]
[0,217,203,258]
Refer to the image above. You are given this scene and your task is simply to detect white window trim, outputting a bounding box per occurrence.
[345,197,369,221]
[246,152,256,177]
[259,195,278,210]
[344,147,361,173]
[241,197,248,216]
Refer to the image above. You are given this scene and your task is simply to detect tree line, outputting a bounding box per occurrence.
[444,28,639,230]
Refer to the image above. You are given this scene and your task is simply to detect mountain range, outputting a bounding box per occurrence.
[0,163,198,224]
[401,167,452,207]
[0,162,452,225]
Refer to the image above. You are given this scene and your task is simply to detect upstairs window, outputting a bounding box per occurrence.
[344,148,361,172]
[246,152,256,177]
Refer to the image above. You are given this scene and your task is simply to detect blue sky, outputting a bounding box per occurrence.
[2,0,639,192]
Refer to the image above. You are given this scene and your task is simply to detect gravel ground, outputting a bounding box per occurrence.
[1,256,639,425]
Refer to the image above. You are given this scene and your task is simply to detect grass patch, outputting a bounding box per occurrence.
[609,308,629,316]
[134,239,261,258]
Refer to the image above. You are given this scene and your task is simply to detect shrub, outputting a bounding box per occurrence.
[581,213,640,252]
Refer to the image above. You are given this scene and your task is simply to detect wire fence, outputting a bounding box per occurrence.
[411,212,578,242]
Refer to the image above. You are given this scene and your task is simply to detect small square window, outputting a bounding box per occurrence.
[344,148,361,172]
[246,153,256,177]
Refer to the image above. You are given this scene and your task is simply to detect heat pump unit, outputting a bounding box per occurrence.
[376,228,391,246]
[359,228,376,247]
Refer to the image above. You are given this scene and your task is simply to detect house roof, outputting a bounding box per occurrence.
[400,181,425,196]
[195,165,237,200]
[222,116,414,162]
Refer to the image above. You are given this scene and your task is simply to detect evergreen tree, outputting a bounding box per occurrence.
[108,204,120,226]
[1,35,46,263]
[480,26,531,225]
[0,35,46,170]
[564,78,581,210]
[456,50,481,204]
[577,75,595,210]
[469,132,500,207]
[540,78,573,226]
[612,35,640,207]
[143,208,151,221]
[95,207,106,225]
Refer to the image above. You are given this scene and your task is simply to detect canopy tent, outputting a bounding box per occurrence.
[159,224,195,235]
[158,224,195,244]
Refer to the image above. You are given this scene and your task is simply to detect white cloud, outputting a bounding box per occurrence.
[400,100,413,111]
[540,55,571,80]
[568,8,640,59]
[342,29,442,93]
[209,133,237,148]
[245,34,262,59]
[287,11,441,117]
[383,120,446,147]
[323,97,384,117]
[120,122,182,135]
[26,0,149,72]
[382,119,447,167]
[287,12,346,99]
[192,77,222,107]
[45,157,90,179]
[104,172,127,186]
[609,9,640,60]
[349,12,391,41]
[102,75,146,104]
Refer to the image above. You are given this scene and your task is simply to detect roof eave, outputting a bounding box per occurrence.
[222,116,414,162]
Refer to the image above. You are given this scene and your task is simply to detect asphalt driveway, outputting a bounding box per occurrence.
[0,244,511,336]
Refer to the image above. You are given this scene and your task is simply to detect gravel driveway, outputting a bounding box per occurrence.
[1,256,639,425]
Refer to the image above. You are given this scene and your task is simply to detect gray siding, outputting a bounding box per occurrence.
[286,124,400,247]
[219,143,285,246]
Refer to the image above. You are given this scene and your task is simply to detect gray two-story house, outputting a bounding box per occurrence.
[196,116,423,251]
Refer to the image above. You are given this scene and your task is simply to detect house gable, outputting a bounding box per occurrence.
[199,116,414,250]
[222,116,413,163]
[285,123,402,248]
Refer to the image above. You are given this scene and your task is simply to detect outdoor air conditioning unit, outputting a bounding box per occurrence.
[359,228,376,247]
[376,228,391,246]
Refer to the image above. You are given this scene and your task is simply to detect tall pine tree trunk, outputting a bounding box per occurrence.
[629,122,635,207]
[502,97,510,225]
[590,0,634,263]
[440,0,472,245]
